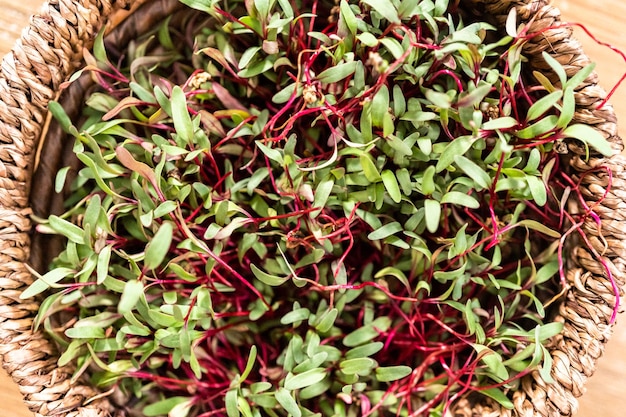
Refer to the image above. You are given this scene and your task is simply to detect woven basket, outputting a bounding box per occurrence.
[0,0,625,416]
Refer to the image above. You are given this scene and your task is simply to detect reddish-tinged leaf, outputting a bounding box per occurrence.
[115,146,160,192]
[212,82,248,111]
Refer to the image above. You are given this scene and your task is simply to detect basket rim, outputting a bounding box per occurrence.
[0,0,623,416]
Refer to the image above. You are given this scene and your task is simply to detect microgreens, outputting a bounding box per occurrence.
[26,0,615,416]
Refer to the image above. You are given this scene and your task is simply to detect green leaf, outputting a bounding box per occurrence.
[339,0,357,36]
[317,61,358,84]
[562,124,615,156]
[223,347,249,387]
[65,326,105,339]
[54,166,71,193]
[535,260,559,284]
[118,280,144,314]
[96,245,112,284]
[357,32,379,47]
[436,136,475,172]
[251,382,273,394]
[481,116,519,130]
[374,266,410,292]
[239,46,262,70]
[299,378,332,400]
[535,322,564,341]
[367,221,403,240]
[565,62,596,90]
[345,342,384,360]
[480,388,514,409]
[454,155,491,190]
[515,220,560,238]
[542,51,567,86]
[456,82,491,109]
[421,165,436,195]
[238,59,274,78]
[372,85,390,128]
[362,0,400,23]
[272,83,299,104]
[49,215,85,244]
[340,357,376,375]
[380,37,404,60]
[256,141,284,164]
[516,115,558,139]
[21,267,74,299]
[474,344,509,381]
[526,175,547,206]
[280,307,311,325]
[440,191,480,209]
[178,0,216,13]
[312,178,334,217]
[381,169,402,203]
[171,86,194,144]
[315,308,338,333]
[343,318,390,347]
[392,85,406,117]
[360,155,382,182]
[275,388,301,417]
[225,389,240,417]
[143,397,190,417]
[168,400,193,417]
[424,199,441,233]
[48,100,77,135]
[284,368,327,390]
[539,344,554,383]
[425,89,451,109]
[557,87,575,129]
[154,201,178,218]
[375,365,412,382]
[144,221,174,270]
[396,168,412,195]
[250,264,289,286]
[526,90,562,122]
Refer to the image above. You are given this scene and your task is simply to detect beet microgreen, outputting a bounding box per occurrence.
[26,0,616,416]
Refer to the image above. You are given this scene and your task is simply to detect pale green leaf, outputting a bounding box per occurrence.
[526,90,562,122]
[454,155,490,190]
[118,280,144,314]
[381,169,402,203]
[361,0,400,23]
[480,388,514,409]
[340,357,376,375]
[481,116,519,130]
[143,397,190,416]
[436,136,475,172]
[562,123,615,156]
[171,86,194,144]
[250,264,289,286]
[144,221,174,270]
[49,215,85,244]
[424,199,441,233]
[96,245,112,284]
[317,61,358,84]
[284,368,327,390]
[275,388,301,417]
[440,191,480,209]
[367,221,403,240]
[375,365,412,382]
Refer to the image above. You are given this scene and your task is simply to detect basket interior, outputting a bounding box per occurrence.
[19,0,625,416]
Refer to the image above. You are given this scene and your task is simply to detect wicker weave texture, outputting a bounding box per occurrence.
[0,0,623,416]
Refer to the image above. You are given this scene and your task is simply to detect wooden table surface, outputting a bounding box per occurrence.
[0,0,624,415]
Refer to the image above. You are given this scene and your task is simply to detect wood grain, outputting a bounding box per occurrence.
[0,0,624,416]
